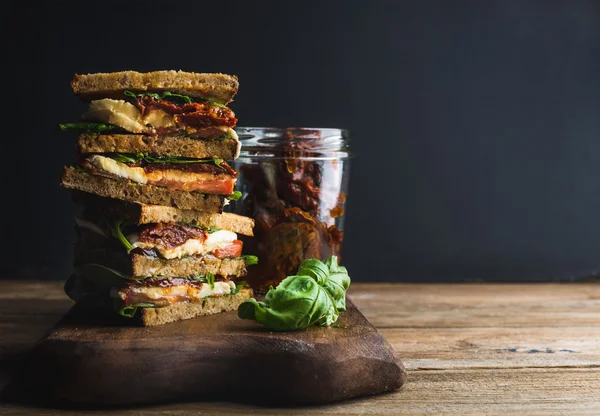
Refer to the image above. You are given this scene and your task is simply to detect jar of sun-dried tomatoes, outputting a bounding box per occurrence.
[230,127,351,293]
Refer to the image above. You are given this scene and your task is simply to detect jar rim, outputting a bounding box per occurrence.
[234,127,350,155]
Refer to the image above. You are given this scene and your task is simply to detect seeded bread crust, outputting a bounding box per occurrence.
[138,287,252,326]
[61,167,225,213]
[130,254,247,279]
[77,133,240,160]
[71,71,238,104]
[73,192,255,236]
[73,244,248,278]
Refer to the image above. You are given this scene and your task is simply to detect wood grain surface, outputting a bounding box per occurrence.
[1,281,599,415]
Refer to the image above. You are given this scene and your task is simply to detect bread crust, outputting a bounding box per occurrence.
[73,245,248,278]
[73,191,255,236]
[77,133,240,160]
[139,287,253,326]
[61,167,226,212]
[71,71,238,104]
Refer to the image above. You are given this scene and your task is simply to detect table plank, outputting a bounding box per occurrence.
[1,280,599,415]
[348,283,600,328]
[1,368,599,415]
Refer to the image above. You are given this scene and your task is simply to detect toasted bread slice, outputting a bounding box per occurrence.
[73,192,254,236]
[71,70,238,104]
[77,132,240,160]
[73,245,248,278]
[138,287,252,326]
[62,167,226,213]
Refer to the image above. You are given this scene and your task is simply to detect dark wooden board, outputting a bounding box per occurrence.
[13,299,406,407]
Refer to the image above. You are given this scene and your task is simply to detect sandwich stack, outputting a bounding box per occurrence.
[60,70,256,326]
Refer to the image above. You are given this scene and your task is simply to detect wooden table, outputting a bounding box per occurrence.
[1,280,599,415]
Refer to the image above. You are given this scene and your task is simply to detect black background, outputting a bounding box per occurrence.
[3,0,600,282]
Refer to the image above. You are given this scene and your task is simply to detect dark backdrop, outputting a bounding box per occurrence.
[3,0,600,281]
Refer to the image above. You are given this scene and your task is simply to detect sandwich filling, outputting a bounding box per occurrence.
[77,219,243,260]
[83,95,237,135]
[129,224,243,259]
[111,277,237,308]
[80,154,237,195]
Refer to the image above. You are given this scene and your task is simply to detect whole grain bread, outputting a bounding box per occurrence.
[77,133,240,160]
[73,192,255,236]
[62,167,226,213]
[71,71,238,104]
[73,244,248,278]
[138,287,253,326]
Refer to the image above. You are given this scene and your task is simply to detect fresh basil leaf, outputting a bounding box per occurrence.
[228,191,242,201]
[189,275,208,282]
[59,122,117,133]
[240,255,259,265]
[238,256,350,331]
[297,258,329,285]
[107,218,133,251]
[239,275,338,331]
[206,272,215,289]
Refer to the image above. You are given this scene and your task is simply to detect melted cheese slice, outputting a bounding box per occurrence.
[130,230,237,259]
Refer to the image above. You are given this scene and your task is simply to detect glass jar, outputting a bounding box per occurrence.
[231,127,351,293]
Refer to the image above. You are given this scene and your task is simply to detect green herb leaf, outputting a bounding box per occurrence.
[107,219,133,251]
[179,221,220,233]
[78,263,134,287]
[113,299,156,318]
[240,255,259,265]
[228,191,242,201]
[230,282,245,295]
[238,256,350,331]
[215,133,232,141]
[123,90,226,107]
[59,122,117,133]
[206,272,215,289]
[189,275,208,282]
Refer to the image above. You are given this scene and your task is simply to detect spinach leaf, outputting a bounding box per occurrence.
[215,133,232,141]
[206,272,215,289]
[238,256,350,331]
[59,122,117,133]
[106,153,225,169]
[113,299,156,318]
[77,263,134,287]
[240,255,259,265]
[107,218,133,251]
[179,221,220,233]
[228,191,242,201]
[230,282,245,295]
[123,90,226,107]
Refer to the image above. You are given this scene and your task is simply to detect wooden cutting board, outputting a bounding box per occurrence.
[15,299,406,407]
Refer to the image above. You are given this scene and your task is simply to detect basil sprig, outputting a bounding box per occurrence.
[59,122,118,133]
[108,152,225,169]
[238,256,351,331]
